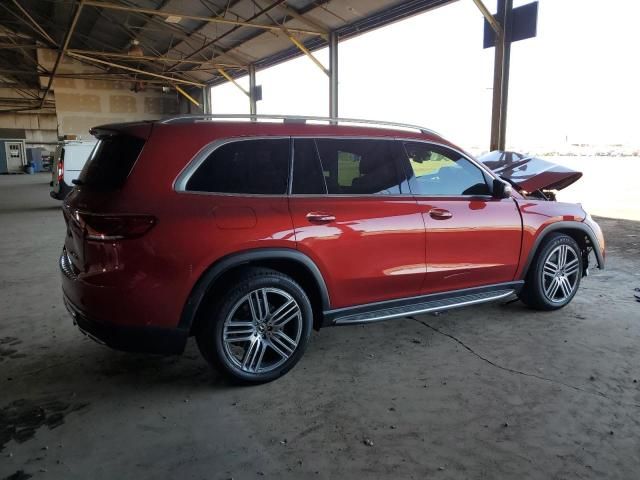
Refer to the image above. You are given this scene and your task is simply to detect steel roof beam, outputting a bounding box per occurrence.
[39,0,84,109]
[471,0,503,35]
[83,1,325,37]
[66,48,246,69]
[10,0,58,47]
[66,51,206,87]
[162,0,284,73]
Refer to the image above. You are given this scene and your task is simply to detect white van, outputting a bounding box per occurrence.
[50,140,96,200]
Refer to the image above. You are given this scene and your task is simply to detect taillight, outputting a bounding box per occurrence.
[72,211,156,241]
[57,159,64,182]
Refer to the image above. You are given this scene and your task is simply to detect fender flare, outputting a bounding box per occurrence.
[178,248,331,331]
[520,221,604,279]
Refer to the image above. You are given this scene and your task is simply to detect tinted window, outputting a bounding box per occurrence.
[307,139,404,195]
[78,135,145,191]
[292,139,326,194]
[403,142,490,196]
[186,139,290,194]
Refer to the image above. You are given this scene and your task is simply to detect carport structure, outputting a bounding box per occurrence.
[0,0,516,149]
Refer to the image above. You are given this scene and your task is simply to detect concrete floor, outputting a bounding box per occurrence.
[1,173,639,480]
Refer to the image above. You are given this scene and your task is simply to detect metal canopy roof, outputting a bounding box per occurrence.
[0,0,517,153]
[0,0,454,90]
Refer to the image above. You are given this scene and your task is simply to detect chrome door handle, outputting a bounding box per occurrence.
[306,212,336,224]
[429,208,452,220]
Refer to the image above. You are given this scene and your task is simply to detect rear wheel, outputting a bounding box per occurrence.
[196,268,313,383]
[520,233,582,310]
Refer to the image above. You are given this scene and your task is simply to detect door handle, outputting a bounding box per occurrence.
[306,212,336,224]
[429,208,452,220]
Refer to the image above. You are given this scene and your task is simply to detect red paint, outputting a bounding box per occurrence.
[61,120,604,333]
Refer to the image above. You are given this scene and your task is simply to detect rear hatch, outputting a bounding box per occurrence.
[478,151,582,192]
[62,122,153,274]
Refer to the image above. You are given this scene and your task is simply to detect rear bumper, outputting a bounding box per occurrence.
[50,181,72,200]
[60,252,188,355]
[63,295,188,355]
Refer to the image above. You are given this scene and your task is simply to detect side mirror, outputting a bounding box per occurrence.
[492,178,512,199]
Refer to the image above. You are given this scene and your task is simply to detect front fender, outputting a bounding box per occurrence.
[519,221,605,280]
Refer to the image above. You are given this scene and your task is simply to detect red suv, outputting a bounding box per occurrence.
[60,115,605,383]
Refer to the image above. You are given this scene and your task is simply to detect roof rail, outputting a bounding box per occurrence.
[158,114,441,137]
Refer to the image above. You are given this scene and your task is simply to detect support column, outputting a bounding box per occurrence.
[329,32,338,120]
[202,86,211,114]
[249,64,257,118]
[490,0,513,151]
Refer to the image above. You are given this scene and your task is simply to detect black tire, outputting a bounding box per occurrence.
[519,233,583,311]
[196,267,313,383]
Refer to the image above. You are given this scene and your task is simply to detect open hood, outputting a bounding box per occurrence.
[477,151,582,192]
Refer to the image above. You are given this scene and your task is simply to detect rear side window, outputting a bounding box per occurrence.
[292,138,405,195]
[78,135,145,191]
[186,139,290,194]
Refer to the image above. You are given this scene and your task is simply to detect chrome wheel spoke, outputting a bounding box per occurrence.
[248,288,270,321]
[270,299,299,328]
[558,245,568,268]
[543,263,557,277]
[242,337,267,372]
[546,278,561,299]
[559,277,571,298]
[224,320,256,342]
[225,334,255,344]
[268,331,297,360]
[565,259,580,276]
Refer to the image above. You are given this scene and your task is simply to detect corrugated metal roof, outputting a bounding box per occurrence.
[0,0,454,89]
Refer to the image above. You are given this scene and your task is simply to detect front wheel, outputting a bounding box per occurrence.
[196,268,313,383]
[519,233,583,310]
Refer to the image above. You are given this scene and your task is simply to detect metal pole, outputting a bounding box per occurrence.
[202,87,210,114]
[498,0,513,151]
[489,0,512,151]
[329,31,338,120]
[249,64,257,118]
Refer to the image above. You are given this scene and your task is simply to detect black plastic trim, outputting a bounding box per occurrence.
[520,221,604,279]
[64,296,188,355]
[50,180,72,200]
[178,248,330,331]
[323,281,523,327]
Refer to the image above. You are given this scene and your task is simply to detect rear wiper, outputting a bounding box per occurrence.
[71,179,84,186]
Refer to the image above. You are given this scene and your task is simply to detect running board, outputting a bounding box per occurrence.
[328,284,521,326]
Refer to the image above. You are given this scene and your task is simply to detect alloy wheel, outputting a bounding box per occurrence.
[542,244,580,303]
[222,287,303,374]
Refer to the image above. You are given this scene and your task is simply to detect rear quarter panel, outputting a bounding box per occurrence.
[72,124,297,328]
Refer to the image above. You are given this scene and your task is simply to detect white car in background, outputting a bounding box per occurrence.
[50,140,96,200]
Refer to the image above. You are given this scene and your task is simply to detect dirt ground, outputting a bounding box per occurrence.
[1,173,639,480]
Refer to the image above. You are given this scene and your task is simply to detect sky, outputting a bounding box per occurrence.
[210,0,640,152]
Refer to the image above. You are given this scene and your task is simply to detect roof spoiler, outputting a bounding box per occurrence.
[89,121,154,140]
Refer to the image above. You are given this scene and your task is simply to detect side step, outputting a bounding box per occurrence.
[331,287,518,326]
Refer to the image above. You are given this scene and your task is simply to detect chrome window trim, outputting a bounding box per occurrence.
[173,135,500,199]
